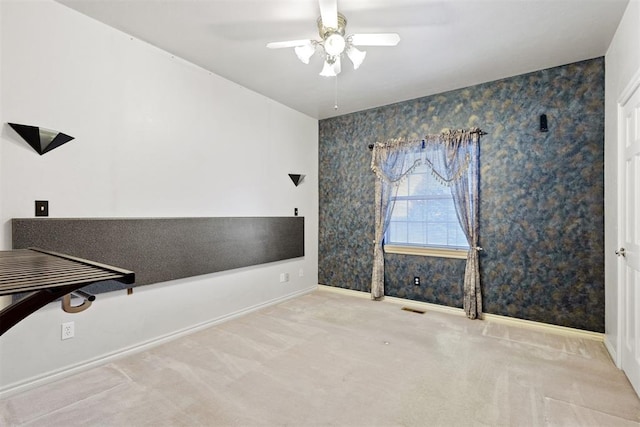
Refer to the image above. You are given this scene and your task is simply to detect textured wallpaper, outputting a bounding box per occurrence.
[319,58,605,332]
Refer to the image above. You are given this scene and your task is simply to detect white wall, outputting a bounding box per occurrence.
[604,0,640,364]
[0,0,318,394]
[0,0,8,310]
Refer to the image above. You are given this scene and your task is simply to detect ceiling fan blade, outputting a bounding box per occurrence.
[319,0,338,29]
[350,33,401,46]
[266,39,313,49]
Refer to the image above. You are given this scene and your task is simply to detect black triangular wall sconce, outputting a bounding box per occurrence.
[288,174,305,187]
[8,123,75,155]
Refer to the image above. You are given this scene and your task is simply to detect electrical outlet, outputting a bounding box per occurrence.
[414,276,420,286]
[299,268,304,277]
[61,321,74,340]
[279,273,290,283]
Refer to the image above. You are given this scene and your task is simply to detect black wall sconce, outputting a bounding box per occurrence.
[540,114,549,132]
[288,174,305,187]
[8,123,75,155]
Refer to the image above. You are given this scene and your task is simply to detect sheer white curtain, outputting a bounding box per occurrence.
[370,128,482,318]
[370,138,423,299]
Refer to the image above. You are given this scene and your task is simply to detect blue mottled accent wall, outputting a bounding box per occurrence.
[319,58,604,332]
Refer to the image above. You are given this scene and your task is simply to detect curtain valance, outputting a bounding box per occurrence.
[370,128,479,186]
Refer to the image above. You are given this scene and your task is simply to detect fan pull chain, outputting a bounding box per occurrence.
[334,75,339,110]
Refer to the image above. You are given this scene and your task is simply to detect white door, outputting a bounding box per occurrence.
[619,80,640,395]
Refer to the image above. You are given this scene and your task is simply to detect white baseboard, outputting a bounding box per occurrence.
[481,312,603,341]
[0,286,317,399]
[317,284,604,342]
[604,335,620,368]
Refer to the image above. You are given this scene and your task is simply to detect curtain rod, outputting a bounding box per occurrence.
[367,129,487,150]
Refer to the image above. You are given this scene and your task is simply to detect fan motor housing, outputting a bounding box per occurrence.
[317,12,347,38]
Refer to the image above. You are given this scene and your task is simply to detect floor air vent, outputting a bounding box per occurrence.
[401,306,426,314]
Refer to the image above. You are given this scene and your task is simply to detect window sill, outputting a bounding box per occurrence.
[384,245,468,259]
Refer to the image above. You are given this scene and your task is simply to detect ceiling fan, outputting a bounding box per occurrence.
[266,0,400,77]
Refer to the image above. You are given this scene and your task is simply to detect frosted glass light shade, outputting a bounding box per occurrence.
[294,43,315,64]
[347,46,367,69]
[320,60,337,77]
[333,57,342,75]
[324,33,345,56]
[319,58,341,77]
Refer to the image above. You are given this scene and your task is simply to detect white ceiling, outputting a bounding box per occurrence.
[55,0,628,120]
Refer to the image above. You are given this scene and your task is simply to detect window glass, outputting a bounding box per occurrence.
[386,164,468,249]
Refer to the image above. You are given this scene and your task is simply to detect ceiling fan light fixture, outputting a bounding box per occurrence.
[294,42,316,64]
[267,6,399,80]
[320,61,335,77]
[320,58,341,77]
[333,57,341,75]
[324,32,346,56]
[346,45,366,70]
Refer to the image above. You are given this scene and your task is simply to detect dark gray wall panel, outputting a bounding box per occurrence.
[12,217,304,293]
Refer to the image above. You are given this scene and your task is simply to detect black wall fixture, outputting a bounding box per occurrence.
[540,114,549,132]
[288,174,305,186]
[8,123,74,155]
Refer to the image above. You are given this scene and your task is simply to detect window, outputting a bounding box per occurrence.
[385,164,468,256]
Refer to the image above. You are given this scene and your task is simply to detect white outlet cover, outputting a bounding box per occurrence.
[61,321,75,340]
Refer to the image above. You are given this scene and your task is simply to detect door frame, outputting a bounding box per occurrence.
[615,66,640,369]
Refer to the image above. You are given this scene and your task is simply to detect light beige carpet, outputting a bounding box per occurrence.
[1,289,639,426]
